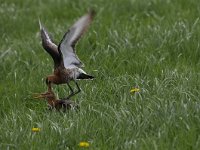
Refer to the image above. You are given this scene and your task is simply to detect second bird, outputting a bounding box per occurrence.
[39,10,95,99]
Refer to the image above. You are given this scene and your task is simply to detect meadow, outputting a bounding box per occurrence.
[0,0,200,149]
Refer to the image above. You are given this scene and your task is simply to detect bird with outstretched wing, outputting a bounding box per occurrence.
[39,10,95,99]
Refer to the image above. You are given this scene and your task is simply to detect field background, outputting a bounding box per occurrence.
[0,0,200,149]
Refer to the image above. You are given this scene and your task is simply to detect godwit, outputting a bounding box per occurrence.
[34,91,79,111]
[39,10,95,99]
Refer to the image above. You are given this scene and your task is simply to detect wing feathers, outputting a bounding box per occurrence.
[39,20,61,67]
[59,10,95,69]
[69,10,95,48]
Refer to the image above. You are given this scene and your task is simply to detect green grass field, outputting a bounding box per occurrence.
[1,0,200,149]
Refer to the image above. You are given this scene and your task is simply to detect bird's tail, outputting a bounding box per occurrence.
[77,73,94,80]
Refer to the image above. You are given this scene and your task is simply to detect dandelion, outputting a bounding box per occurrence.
[32,128,41,132]
[79,141,90,148]
[130,88,140,93]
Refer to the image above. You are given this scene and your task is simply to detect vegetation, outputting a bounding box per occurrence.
[0,0,200,149]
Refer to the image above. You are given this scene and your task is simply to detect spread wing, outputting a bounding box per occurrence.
[58,10,95,69]
[39,20,61,68]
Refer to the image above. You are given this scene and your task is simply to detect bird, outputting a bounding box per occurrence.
[39,10,95,99]
[34,91,79,111]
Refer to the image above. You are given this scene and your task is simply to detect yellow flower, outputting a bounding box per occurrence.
[32,128,41,132]
[79,141,90,148]
[130,88,140,93]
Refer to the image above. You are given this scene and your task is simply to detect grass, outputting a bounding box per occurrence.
[0,0,200,149]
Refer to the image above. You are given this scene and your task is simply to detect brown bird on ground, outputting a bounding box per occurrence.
[34,91,79,111]
[39,10,95,99]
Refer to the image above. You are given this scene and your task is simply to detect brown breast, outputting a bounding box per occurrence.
[52,67,72,84]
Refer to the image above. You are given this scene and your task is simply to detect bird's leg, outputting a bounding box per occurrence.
[68,81,81,98]
[65,81,81,99]
[65,82,75,99]
[74,81,81,94]
[67,82,74,94]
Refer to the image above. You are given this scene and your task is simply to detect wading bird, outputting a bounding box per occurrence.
[34,91,79,111]
[39,10,95,99]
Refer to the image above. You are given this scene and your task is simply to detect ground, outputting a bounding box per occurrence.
[0,0,200,149]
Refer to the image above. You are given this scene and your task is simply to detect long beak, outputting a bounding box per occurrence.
[32,93,46,99]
